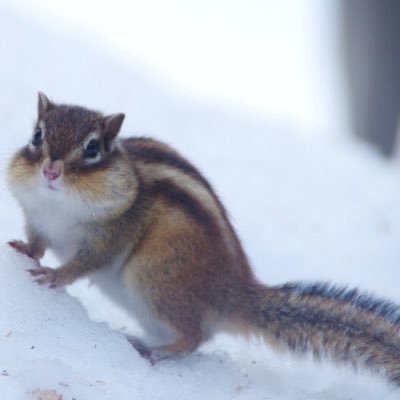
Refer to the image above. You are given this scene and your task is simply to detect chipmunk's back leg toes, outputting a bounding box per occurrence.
[127,336,154,363]
[127,335,201,365]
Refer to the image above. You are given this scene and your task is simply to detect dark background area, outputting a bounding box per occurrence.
[343,0,400,157]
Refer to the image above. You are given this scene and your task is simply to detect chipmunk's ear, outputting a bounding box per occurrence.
[38,92,55,118]
[103,113,125,139]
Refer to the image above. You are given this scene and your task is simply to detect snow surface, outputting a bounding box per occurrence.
[1,3,400,399]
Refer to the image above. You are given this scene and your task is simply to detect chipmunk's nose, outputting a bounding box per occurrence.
[42,158,63,181]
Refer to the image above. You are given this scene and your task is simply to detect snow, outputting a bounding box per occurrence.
[0,2,400,399]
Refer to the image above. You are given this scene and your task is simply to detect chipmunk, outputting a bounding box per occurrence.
[7,93,400,388]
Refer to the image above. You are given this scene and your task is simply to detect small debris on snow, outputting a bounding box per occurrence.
[32,388,63,400]
[236,384,244,392]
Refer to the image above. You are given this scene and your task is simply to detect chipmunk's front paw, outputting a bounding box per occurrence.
[8,240,35,259]
[28,266,68,288]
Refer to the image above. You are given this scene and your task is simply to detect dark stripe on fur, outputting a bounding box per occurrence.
[279,281,400,325]
[147,178,221,237]
[123,136,236,228]
[242,283,400,386]
[123,137,214,192]
[124,136,251,268]
[263,292,399,354]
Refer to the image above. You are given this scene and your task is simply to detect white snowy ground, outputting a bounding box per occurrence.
[0,3,400,400]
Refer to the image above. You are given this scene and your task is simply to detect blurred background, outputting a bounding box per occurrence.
[1,0,400,156]
[0,0,386,153]
[2,0,400,157]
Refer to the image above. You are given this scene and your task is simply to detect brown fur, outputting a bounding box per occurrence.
[7,93,400,387]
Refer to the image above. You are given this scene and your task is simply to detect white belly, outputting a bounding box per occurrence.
[14,180,86,262]
[28,201,83,262]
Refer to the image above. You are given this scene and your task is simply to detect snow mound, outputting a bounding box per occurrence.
[0,244,398,400]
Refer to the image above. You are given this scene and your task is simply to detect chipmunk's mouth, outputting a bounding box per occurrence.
[40,174,63,192]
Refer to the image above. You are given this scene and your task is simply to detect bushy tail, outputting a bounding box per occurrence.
[241,281,400,387]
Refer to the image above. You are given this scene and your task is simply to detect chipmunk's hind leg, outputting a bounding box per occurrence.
[128,334,202,365]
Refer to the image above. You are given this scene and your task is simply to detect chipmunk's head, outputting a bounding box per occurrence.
[8,93,138,220]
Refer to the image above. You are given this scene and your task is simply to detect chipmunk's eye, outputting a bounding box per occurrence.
[32,128,43,147]
[84,139,99,159]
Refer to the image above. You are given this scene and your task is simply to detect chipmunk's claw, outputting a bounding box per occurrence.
[8,240,34,259]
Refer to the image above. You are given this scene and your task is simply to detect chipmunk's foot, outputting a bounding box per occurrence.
[128,337,156,365]
[28,266,68,289]
[128,335,198,364]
